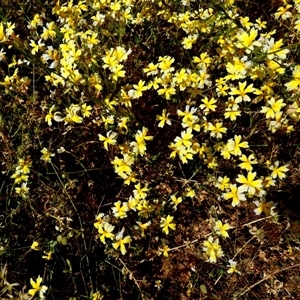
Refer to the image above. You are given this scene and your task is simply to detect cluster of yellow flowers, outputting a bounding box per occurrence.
[45,103,92,126]
[3,0,300,296]
[11,158,31,198]
[94,213,131,255]
[202,220,232,263]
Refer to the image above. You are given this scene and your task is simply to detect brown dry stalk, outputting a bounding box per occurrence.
[236,263,300,298]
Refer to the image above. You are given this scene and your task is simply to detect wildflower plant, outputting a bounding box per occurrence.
[1,0,300,298]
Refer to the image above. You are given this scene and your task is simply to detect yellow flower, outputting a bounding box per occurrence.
[31,241,40,251]
[15,182,30,197]
[182,34,198,49]
[208,122,227,138]
[133,183,148,200]
[45,105,62,126]
[143,62,158,76]
[220,143,231,160]
[112,228,131,255]
[185,187,195,198]
[170,194,182,209]
[42,251,53,260]
[239,16,253,30]
[93,291,104,300]
[11,172,29,184]
[94,213,110,230]
[98,131,117,150]
[111,64,126,81]
[81,103,92,118]
[236,28,261,51]
[174,128,193,148]
[28,275,48,299]
[236,172,263,195]
[192,52,211,68]
[229,81,256,102]
[135,221,151,237]
[156,109,172,128]
[200,97,217,114]
[157,85,176,100]
[159,245,170,257]
[98,223,115,244]
[202,236,223,263]
[227,260,241,274]
[274,5,292,20]
[214,220,231,238]
[160,215,176,234]
[0,22,6,42]
[285,65,300,91]
[269,161,288,179]
[41,147,54,163]
[172,68,188,84]
[134,127,153,144]
[41,21,56,40]
[101,115,114,129]
[29,39,45,55]
[254,199,275,216]
[223,184,246,207]
[224,106,241,121]
[129,80,148,99]
[117,117,129,132]
[112,154,134,178]
[227,135,249,156]
[238,154,258,171]
[260,98,286,119]
[158,56,175,73]
[216,176,231,191]
[112,201,128,219]
[64,104,83,124]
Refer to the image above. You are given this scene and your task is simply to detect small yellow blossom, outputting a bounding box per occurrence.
[157,85,176,100]
[92,291,104,300]
[269,161,289,179]
[202,236,223,263]
[158,56,175,73]
[227,260,241,274]
[238,154,258,171]
[31,241,40,251]
[260,98,286,119]
[160,215,176,235]
[0,22,6,42]
[214,220,231,238]
[227,135,249,156]
[159,245,170,257]
[112,201,129,219]
[208,122,227,138]
[200,97,217,114]
[42,251,53,260]
[98,131,117,150]
[236,172,263,195]
[254,199,275,216]
[81,103,92,117]
[170,194,182,209]
[98,223,115,244]
[216,176,231,191]
[28,275,47,299]
[112,228,131,255]
[41,147,54,163]
[229,81,256,102]
[45,105,62,126]
[156,109,172,128]
[223,184,246,207]
[135,221,151,237]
